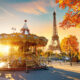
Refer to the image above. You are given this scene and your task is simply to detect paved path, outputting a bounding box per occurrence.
[0,67,80,80]
[49,61,80,73]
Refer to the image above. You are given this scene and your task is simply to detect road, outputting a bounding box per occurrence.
[0,67,80,80]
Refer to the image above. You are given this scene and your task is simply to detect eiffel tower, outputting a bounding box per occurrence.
[49,11,61,53]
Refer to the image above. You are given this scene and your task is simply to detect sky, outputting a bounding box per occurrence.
[0,0,80,49]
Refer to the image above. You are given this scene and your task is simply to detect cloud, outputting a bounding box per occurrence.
[0,7,14,16]
[50,0,58,8]
[12,0,56,15]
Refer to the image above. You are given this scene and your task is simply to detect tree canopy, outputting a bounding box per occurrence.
[56,0,80,28]
[61,35,79,56]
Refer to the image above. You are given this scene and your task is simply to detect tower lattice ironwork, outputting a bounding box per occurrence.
[49,11,61,53]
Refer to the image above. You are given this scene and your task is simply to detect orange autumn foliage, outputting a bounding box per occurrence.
[61,35,79,56]
[56,0,80,28]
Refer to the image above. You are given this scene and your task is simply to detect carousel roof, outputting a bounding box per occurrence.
[0,33,48,47]
[21,20,30,35]
[0,20,48,47]
[23,20,28,29]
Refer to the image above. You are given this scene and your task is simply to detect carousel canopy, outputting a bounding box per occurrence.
[0,33,48,47]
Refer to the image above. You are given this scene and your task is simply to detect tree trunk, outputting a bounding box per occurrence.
[69,53,72,66]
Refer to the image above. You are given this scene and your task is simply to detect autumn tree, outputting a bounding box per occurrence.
[61,35,79,65]
[56,0,80,28]
[45,50,53,58]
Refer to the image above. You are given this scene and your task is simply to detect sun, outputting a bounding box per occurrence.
[0,44,10,55]
[0,62,7,68]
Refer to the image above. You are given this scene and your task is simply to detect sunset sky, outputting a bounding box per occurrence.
[0,0,80,48]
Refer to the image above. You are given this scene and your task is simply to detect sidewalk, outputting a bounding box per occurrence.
[48,61,80,73]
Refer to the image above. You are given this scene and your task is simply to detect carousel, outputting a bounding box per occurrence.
[0,20,48,71]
